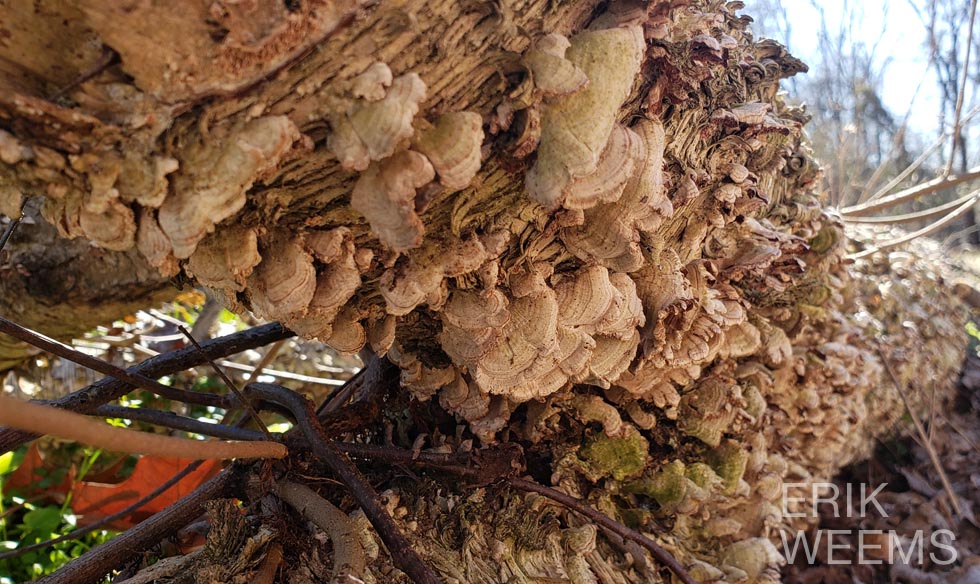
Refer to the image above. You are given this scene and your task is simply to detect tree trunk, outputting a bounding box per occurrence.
[0,205,174,371]
[0,1,968,582]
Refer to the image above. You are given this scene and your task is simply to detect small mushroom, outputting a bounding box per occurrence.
[351,62,393,101]
[560,118,671,272]
[438,372,491,422]
[563,124,645,209]
[554,265,617,329]
[583,331,639,388]
[380,235,501,315]
[367,313,396,355]
[136,208,179,277]
[308,244,360,316]
[325,306,367,354]
[678,376,742,447]
[117,154,179,208]
[248,233,316,321]
[79,199,136,251]
[718,321,762,359]
[523,33,590,98]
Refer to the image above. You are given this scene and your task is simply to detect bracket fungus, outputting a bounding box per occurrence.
[561,118,672,273]
[185,226,261,292]
[328,71,427,172]
[351,150,435,252]
[247,233,316,323]
[0,1,970,581]
[159,116,302,259]
[414,112,484,192]
[523,33,590,98]
[136,209,179,277]
[525,25,646,209]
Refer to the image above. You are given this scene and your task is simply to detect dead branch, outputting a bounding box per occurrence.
[178,323,272,438]
[0,315,232,408]
[0,393,287,459]
[245,380,440,584]
[0,321,293,454]
[92,405,266,441]
[276,480,367,582]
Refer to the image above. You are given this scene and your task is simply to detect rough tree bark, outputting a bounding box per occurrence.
[0,205,173,370]
[0,1,969,582]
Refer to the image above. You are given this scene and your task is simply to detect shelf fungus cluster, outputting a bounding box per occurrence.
[0,0,969,582]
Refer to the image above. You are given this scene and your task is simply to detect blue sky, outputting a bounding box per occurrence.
[743,0,947,138]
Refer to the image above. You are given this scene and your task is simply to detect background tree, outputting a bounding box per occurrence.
[748,0,980,247]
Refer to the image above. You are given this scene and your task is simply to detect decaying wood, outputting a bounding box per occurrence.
[0,210,174,370]
[0,0,970,582]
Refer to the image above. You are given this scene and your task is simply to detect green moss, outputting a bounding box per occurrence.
[626,460,687,507]
[708,441,749,494]
[685,462,723,491]
[808,226,838,255]
[578,425,649,481]
[617,507,652,529]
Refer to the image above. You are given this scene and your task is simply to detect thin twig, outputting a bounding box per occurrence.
[0,321,293,455]
[877,348,963,519]
[847,188,980,260]
[0,460,206,560]
[35,466,243,584]
[178,324,271,439]
[0,316,231,408]
[248,338,286,382]
[318,367,366,414]
[0,213,22,253]
[944,0,978,176]
[508,477,697,584]
[843,189,980,225]
[216,359,346,386]
[856,59,935,205]
[0,393,286,459]
[840,165,980,216]
[245,380,440,584]
[861,128,946,205]
[93,405,266,442]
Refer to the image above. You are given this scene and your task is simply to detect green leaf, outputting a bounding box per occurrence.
[0,451,19,476]
[22,506,62,535]
[218,309,238,324]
